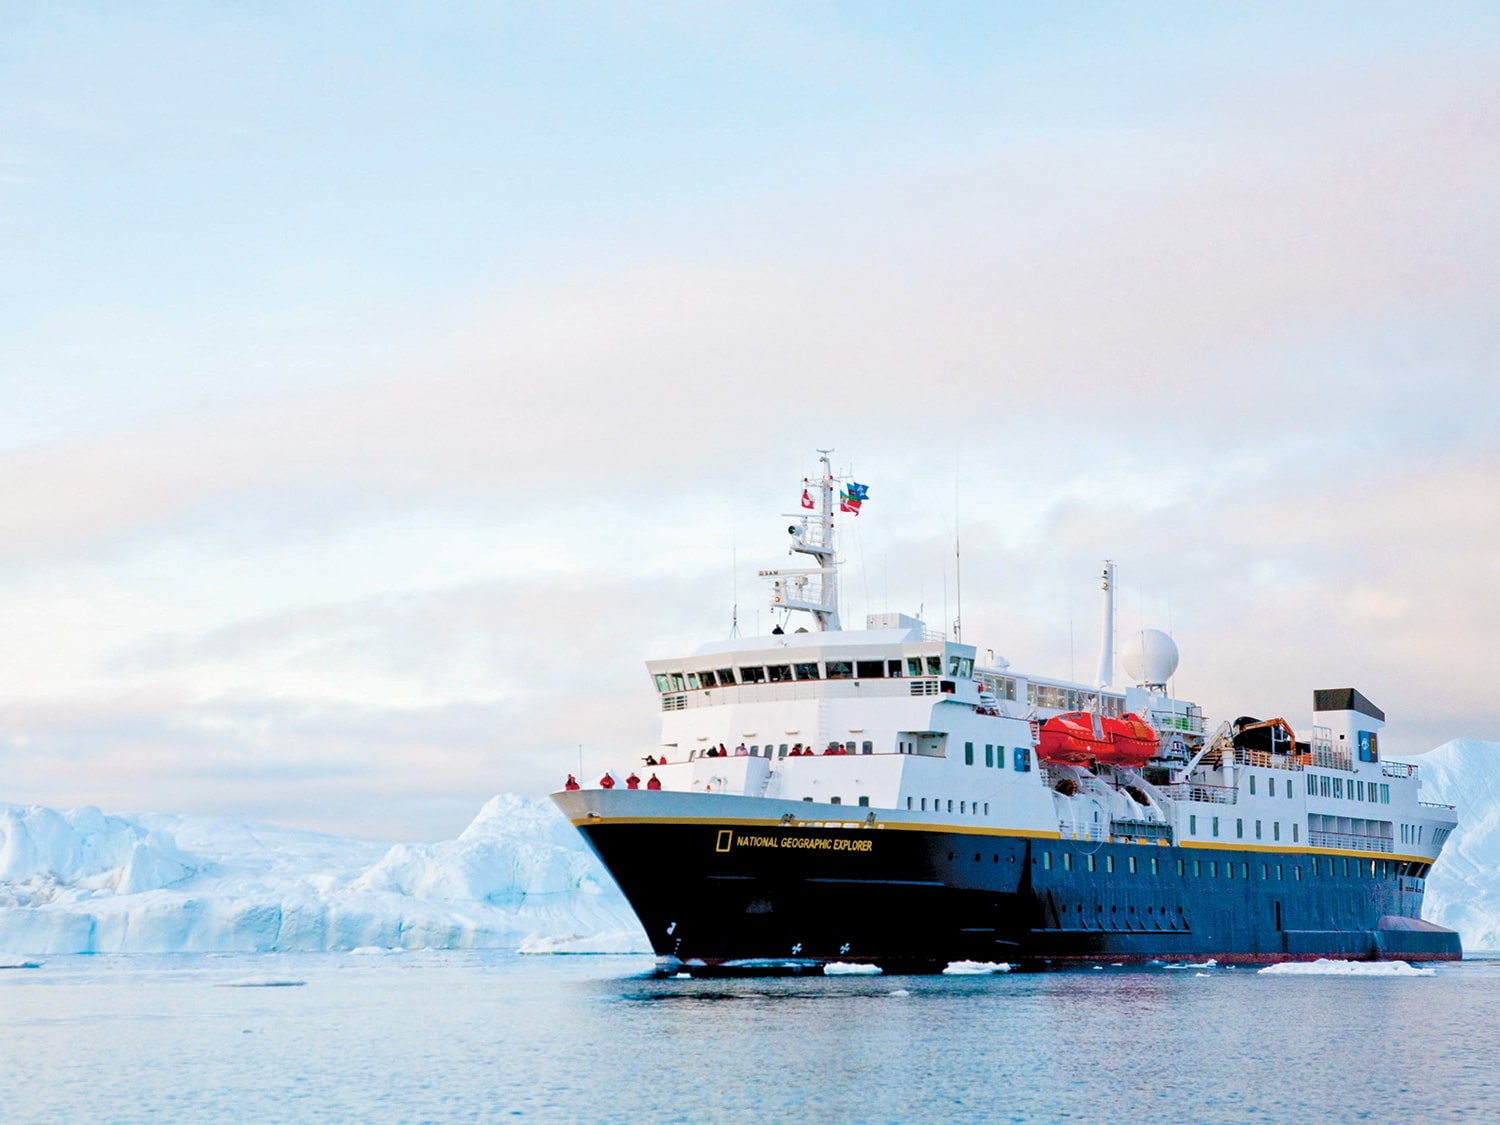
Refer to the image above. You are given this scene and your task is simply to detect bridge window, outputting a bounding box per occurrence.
[856,660,885,678]
[926,656,943,675]
[670,673,686,691]
[766,664,793,683]
[888,660,904,677]
[717,668,736,684]
[906,657,923,677]
[686,672,700,689]
[793,663,820,680]
[654,674,671,692]
[825,661,853,679]
[739,666,766,684]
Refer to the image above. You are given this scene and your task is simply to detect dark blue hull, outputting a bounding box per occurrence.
[577,819,1459,968]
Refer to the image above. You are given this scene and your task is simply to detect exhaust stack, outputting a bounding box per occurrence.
[1096,560,1115,688]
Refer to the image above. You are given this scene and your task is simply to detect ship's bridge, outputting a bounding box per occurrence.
[647,624,980,712]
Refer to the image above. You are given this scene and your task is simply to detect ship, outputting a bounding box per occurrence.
[552,453,1460,971]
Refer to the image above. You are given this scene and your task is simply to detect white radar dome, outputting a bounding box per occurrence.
[1121,629,1179,687]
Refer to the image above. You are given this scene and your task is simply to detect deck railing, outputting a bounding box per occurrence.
[1160,783,1238,806]
[1308,830,1392,853]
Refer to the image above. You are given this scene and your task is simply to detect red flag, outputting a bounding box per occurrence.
[801,489,814,509]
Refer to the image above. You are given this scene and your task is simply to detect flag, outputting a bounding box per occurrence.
[801,489,814,509]
[840,481,869,514]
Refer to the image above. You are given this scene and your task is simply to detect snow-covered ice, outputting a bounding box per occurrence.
[1409,739,1500,951]
[942,960,1012,974]
[0,794,647,955]
[823,961,882,975]
[1259,959,1436,976]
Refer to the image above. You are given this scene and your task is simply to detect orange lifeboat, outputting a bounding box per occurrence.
[1037,711,1160,767]
[1036,712,1110,765]
[1099,713,1160,766]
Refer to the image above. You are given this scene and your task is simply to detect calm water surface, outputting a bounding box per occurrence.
[2,951,1494,1123]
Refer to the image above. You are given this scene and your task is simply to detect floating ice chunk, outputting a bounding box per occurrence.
[888,988,910,997]
[942,960,1012,975]
[1258,959,1436,976]
[823,961,882,975]
[1163,958,1218,969]
[218,977,307,987]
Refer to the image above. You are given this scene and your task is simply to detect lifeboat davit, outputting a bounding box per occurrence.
[1037,711,1159,767]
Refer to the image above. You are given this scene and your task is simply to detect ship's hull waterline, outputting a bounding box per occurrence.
[561,791,1460,971]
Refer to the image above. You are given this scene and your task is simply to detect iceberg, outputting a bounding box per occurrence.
[1408,739,1500,952]
[0,795,648,956]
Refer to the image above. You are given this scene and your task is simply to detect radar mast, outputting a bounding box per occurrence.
[760,450,841,631]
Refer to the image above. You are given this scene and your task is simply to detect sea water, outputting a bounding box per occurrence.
[3,952,1496,1123]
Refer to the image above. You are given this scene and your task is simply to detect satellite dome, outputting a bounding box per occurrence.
[1121,629,1179,687]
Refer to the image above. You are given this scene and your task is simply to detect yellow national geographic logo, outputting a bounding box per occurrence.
[715,829,733,853]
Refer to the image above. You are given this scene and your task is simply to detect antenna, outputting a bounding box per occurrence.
[730,481,740,637]
[954,474,962,643]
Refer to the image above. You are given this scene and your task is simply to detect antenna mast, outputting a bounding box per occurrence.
[761,450,841,631]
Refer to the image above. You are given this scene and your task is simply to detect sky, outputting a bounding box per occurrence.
[2,3,1498,840]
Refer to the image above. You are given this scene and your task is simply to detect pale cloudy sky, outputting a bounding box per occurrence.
[3,4,1497,840]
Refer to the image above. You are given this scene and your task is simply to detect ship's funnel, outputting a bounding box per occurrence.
[1096,561,1115,688]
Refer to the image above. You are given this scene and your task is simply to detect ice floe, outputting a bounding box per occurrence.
[1258,959,1436,976]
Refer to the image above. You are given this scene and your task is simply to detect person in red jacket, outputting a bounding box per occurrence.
[626,773,641,790]
[646,774,662,790]
[600,773,615,789]
[564,774,580,791]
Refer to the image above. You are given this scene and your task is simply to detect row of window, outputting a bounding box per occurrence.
[1245,774,1294,799]
[1306,773,1390,804]
[1039,851,1431,881]
[1188,813,1298,843]
[686,741,878,761]
[654,654,977,693]
[905,796,992,816]
[963,742,1032,772]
